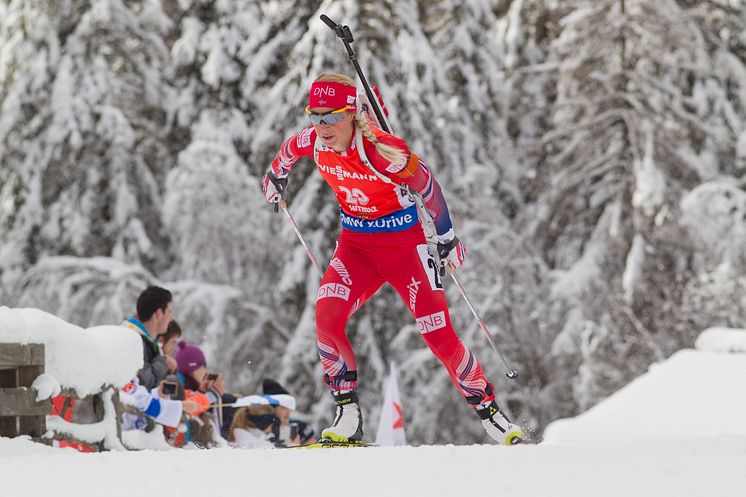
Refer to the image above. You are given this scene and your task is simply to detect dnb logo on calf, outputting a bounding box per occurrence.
[416,311,446,334]
[317,283,350,301]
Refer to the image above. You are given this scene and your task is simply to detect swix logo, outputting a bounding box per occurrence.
[416,311,446,334]
[317,283,350,301]
[407,277,420,312]
[330,257,353,285]
[313,86,336,97]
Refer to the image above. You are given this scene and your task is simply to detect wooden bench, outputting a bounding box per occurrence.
[0,343,51,439]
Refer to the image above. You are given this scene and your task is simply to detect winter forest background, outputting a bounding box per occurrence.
[1,0,746,444]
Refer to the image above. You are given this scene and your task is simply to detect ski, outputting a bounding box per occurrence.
[288,439,376,449]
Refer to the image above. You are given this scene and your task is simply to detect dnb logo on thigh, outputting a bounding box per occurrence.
[317,283,351,301]
[416,311,446,334]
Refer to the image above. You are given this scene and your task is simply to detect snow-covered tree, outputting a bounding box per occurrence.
[0,0,177,292]
[520,0,746,408]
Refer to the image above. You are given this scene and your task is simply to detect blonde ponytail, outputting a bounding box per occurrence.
[314,73,407,166]
[353,114,406,165]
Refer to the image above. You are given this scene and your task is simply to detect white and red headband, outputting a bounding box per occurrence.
[309,81,357,111]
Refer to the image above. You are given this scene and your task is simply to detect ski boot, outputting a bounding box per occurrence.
[321,390,364,442]
[476,400,524,445]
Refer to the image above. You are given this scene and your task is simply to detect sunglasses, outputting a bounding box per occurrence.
[305,105,350,125]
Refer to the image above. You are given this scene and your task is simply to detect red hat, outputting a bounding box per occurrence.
[309,81,356,111]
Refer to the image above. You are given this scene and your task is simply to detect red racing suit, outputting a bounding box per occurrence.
[270,125,494,406]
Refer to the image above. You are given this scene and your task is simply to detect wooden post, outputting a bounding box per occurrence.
[0,343,50,438]
[0,368,17,437]
[18,366,46,438]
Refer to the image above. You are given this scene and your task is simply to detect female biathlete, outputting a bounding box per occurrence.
[262,73,523,445]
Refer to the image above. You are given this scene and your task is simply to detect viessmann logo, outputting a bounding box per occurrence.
[317,163,379,183]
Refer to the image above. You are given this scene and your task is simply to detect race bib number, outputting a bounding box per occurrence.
[416,244,443,291]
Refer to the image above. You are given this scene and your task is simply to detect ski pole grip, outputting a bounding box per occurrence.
[320,14,353,42]
[320,14,337,30]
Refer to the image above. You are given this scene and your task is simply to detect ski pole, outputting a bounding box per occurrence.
[320,15,518,379]
[278,199,324,278]
[319,15,391,133]
[446,266,518,379]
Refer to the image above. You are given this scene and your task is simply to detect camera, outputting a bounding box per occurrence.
[162,381,178,396]
[206,372,219,381]
[278,422,300,443]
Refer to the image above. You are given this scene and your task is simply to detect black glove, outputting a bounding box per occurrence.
[436,235,466,274]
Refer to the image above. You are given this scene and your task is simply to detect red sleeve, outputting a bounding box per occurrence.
[270,126,317,178]
[364,131,455,237]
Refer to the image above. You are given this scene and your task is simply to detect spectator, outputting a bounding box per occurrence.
[175,340,237,441]
[174,340,207,391]
[262,378,316,446]
[123,286,177,389]
[158,320,182,373]
[120,377,204,433]
[228,405,277,449]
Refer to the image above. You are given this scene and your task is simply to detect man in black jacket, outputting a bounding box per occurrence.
[123,286,177,389]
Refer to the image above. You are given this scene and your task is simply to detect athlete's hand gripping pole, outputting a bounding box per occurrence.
[278,199,324,279]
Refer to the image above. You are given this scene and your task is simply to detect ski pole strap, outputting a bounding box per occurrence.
[324,370,358,388]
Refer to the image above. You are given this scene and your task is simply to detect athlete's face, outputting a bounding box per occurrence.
[310,107,355,152]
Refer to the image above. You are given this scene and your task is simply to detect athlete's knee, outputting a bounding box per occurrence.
[421,327,461,360]
[316,300,347,338]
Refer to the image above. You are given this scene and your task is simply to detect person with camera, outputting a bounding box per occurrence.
[262,378,316,446]
[175,340,237,441]
[228,405,278,449]
[158,373,209,447]
[119,376,204,434]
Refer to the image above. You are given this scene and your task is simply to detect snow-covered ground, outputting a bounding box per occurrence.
[1,436,743,497]
[2,315,745,497]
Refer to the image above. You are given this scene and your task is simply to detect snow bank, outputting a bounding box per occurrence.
[543,346,746,443]
[695,327,746,353]
[0,307,142,396]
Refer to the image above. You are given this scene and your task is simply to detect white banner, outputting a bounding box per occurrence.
[375,362,406,446]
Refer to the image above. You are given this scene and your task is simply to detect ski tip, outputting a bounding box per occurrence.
[510,437,542,445]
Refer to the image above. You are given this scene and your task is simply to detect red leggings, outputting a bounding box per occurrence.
[316,225,493,405]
